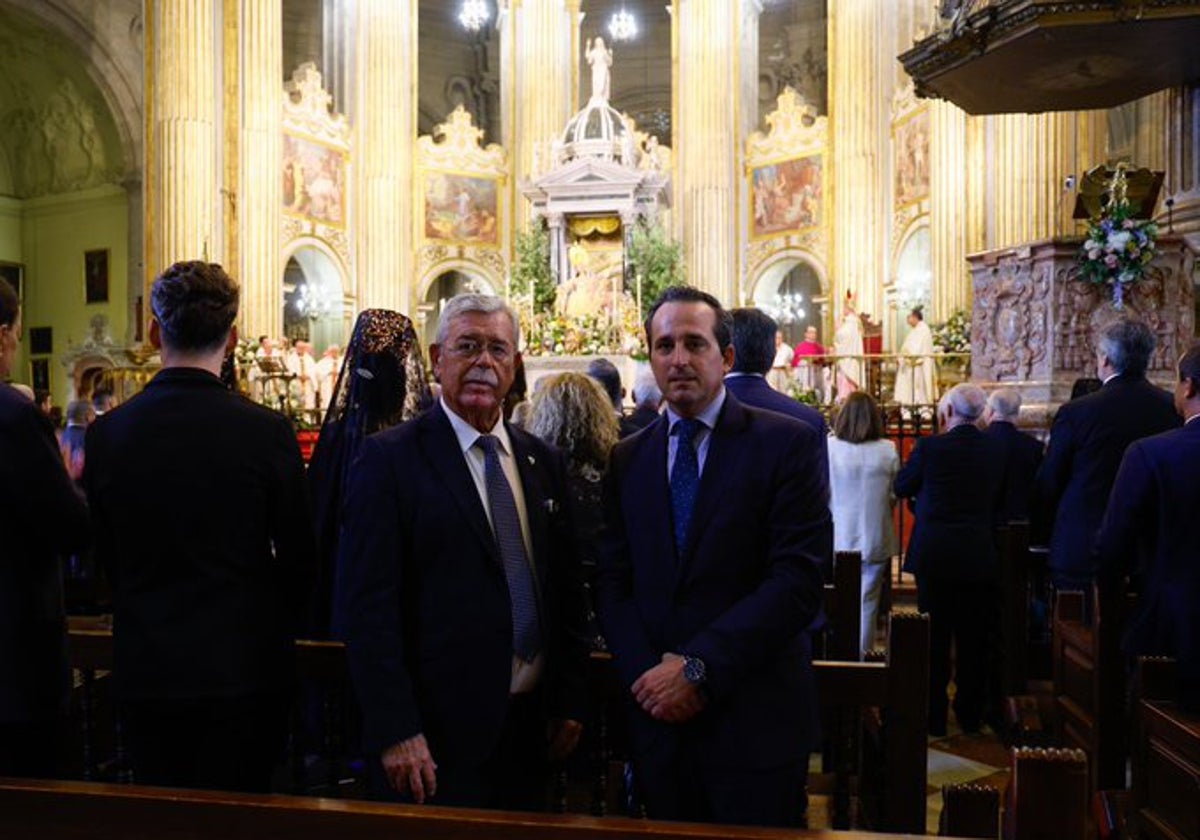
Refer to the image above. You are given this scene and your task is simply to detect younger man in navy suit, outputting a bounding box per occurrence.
[598,287,829,827]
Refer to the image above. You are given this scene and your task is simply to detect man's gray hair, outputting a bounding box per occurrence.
[1097,318,1155,378]
[632,368,662,409]
[987,387,1021,420]
[435,293,520,347]
[940,383,987,422]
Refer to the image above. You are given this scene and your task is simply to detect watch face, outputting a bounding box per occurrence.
[684,657,705,684]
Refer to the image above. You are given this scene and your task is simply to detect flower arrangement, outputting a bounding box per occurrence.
[1077,165,1158,309]
[931,309,971,356]
[515,293,648,359]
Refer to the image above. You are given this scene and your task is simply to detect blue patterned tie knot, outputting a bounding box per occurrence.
[670,418,703,557]
[475,434,541,662]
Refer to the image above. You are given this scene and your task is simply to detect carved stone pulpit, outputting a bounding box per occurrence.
[969,235,1195,410]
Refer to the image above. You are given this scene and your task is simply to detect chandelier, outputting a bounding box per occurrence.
[458,0,490,32]
[292,280,339,320]
[608,7,638,42]
[764,292,806,326]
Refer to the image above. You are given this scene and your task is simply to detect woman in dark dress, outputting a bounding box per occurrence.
[306,309,429,637]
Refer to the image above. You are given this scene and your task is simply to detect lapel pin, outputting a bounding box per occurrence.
[527,454,536,466]
[543,498,559,514]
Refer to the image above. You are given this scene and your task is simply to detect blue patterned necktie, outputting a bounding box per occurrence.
[671,418,703,557]
[475,434,541,662]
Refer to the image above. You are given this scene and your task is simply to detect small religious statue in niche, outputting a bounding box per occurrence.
[84,249,109,304]
[585,37,613,103]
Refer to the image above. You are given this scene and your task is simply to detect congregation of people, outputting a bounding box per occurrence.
[2,262,1199,829]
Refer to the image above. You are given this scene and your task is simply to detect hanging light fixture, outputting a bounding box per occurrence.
[292,280,339,321]
[608,6,638,42]
[458,0,490,32]
[763,292,806,326]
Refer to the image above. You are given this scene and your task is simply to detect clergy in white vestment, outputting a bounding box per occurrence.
[314,344,342,416]
[289,340,319,411]
[768,330,794,392]
[833,297,864,402]
[893,308,937,407]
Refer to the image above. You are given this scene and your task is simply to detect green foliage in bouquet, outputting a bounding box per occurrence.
[511,225,556,314]
[628,220,685,318]
[931,309,971,355]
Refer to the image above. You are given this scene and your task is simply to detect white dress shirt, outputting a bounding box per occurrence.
[442,398,542,693]
[665,387,727,479]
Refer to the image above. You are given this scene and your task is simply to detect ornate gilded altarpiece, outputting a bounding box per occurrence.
[416,106,509,295]
[743,88,829,300]
[281,63,352,273]
[889,82,930,255]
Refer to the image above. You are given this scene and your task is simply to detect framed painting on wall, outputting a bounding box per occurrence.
[893,108,931,209]
[750,154,823,239]
[84,249,109,304]
[0,261,22,301]
[422,171,500,246]
[282,132,347,227]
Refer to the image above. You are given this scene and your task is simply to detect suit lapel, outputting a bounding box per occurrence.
[418,405,499,564]
[628,415,675,566]
[509,427,551,593]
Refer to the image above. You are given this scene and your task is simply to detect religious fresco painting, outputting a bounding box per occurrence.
[750,155,822,239]
[423,172,499,246]
[282,133,347,227]
[894,108,930,209]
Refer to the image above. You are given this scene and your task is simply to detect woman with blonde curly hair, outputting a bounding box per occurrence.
[528,372,619,586]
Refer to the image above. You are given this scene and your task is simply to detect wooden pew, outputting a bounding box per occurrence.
[1003,747,1089,840]
[818,551,863,828]
[0,777,938,840]
[939,783,1000,839]
[1130,658,1200,840]
[65,611,929,834]
[1051,587,1128,792]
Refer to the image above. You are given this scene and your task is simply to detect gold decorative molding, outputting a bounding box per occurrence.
[283,62,350,149]
[417,105,507,177]
[745,87,827,164]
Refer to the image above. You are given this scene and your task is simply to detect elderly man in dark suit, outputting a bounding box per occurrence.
[85,261,315,792]
[597,287,829,827]
[336,294,589,810]
[983,387,1044,523]
[895,383,1006,735]
[1036,319,1179,590]
[0,278,89,778]
[1095,342,1200,711]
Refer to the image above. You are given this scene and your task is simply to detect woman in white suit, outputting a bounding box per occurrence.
[828,392,899,656]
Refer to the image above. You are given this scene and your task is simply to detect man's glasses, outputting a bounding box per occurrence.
[445,339,514,362]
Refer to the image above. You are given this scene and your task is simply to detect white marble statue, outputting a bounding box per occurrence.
[586,37,613,103]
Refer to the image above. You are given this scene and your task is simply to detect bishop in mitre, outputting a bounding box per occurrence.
[894,307,937,407]
[833,293,864,402]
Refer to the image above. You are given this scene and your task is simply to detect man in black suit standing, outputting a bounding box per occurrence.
[983,388,1043,523]
[85,261,315,792]
[0,278,89,778]
[895,384,1006,735]
[597,287,829,827]
[1036,319,1179,590]
[336,294,589,810]
[1095,342,1200,711]
[587,357,640,438]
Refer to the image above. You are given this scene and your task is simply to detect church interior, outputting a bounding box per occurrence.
[2,0,1199,837]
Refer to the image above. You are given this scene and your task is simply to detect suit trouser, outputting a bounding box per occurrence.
[636,734,808,827]
[122,691,289,793]
[370,690,549,811]
[918,576,998,731]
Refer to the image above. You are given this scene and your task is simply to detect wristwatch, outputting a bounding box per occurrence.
[681,655,707,686]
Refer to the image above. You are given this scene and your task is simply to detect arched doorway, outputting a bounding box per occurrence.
[282,245,348,353]
[891,225,932,348]
[420,269,496,350]
[751,257,826,347]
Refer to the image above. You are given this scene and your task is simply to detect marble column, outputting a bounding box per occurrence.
[238,0,283,340]
[512,0,573,203]
[1164,85,1200,239]
[984,110,1106,250]
[675,0,746,305]
[355,0,415,311]
[830,0,887,319]
[147,0,220,305]
[929,99,971,318]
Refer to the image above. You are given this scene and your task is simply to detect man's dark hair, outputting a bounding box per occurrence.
[909,307,924,321]
[1097,318,1156,378]
[586,358,623,410]
[0,275,18,328]
[92,388,114,410]
[151,261,239,352]
[644,286,732,352]
[729,308,777,375]
[1179,342,1200,392]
